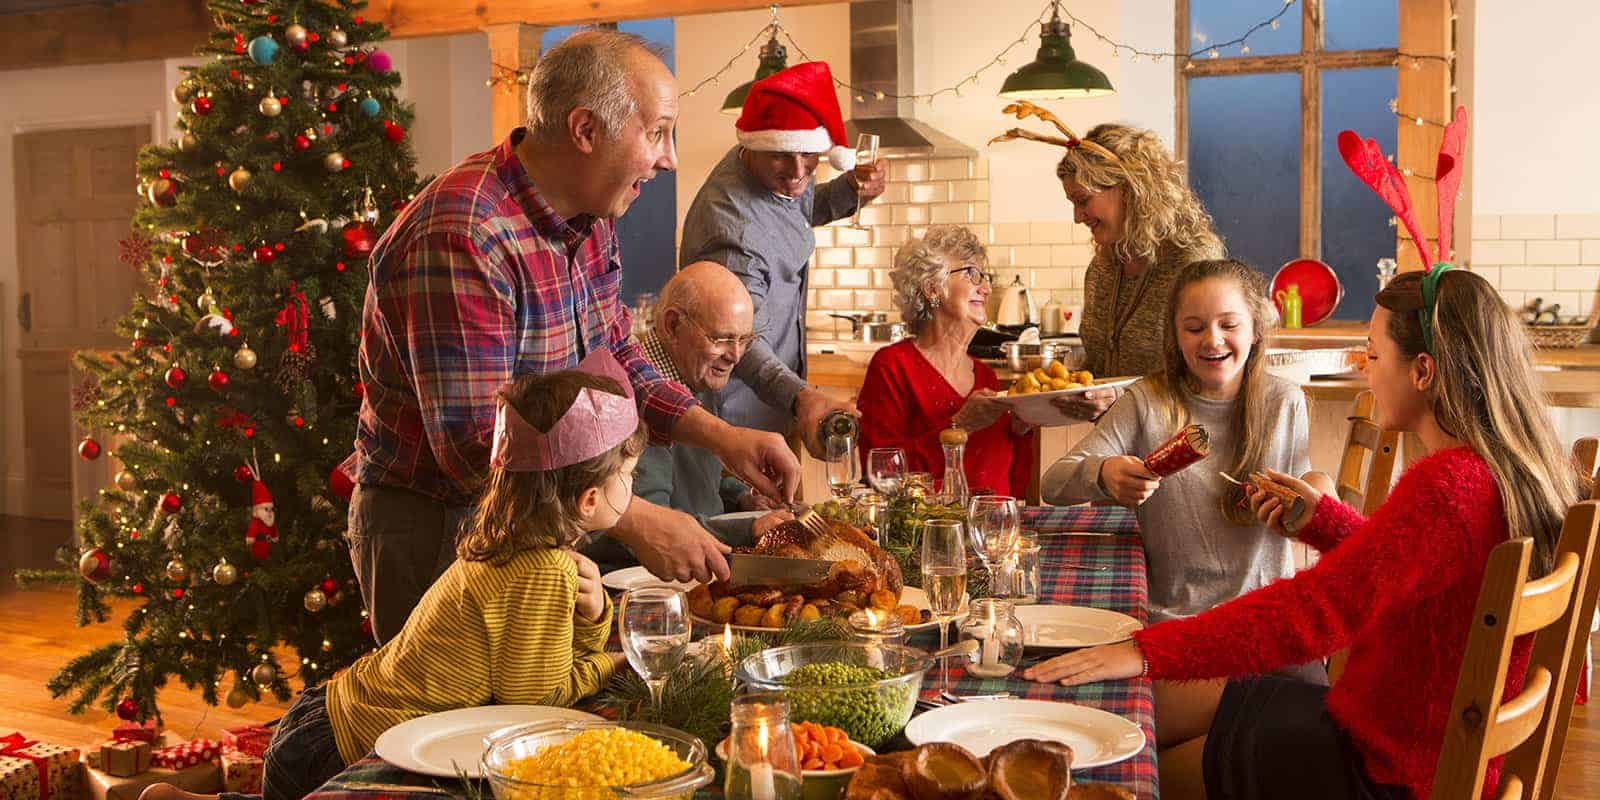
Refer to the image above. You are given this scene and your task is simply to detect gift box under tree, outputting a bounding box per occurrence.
[81,741,150,779]
[0,732,85,800]
[219,748,262,794]
[149,741,219,771]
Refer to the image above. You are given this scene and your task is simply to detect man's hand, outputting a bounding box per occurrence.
[752,510,794,539]
[738,489,785,512]
[674,407,801,506]
[848,158,887,204]
[566,550,607,623]
[795,387,859,458]
[610,499,732,583]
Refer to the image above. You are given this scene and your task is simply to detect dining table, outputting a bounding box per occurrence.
[297,504,1158,800]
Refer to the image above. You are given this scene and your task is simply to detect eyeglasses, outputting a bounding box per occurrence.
[685,315,761,353]
[949,265,994,286]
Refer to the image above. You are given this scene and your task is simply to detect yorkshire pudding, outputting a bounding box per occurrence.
[901,742,987,800]
[987,739,1073,800]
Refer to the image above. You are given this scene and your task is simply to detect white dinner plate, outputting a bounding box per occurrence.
[994,377,1141,427]
[706,510,768,523]
[600,566,697,593]
[374,705,601,778]
[904,699,1145,767]
[1014,604,1143,649]
[690,585,966,634]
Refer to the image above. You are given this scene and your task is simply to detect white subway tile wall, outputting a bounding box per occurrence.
[1471,214,1600,320]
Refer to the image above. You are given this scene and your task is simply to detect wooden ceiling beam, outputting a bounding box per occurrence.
[1,0,844,73]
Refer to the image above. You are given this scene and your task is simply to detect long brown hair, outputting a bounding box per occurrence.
[1375,270,1585,575]
[1143,259,1279,524]
[457,371,647,563]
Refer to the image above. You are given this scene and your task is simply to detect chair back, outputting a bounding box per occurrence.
[1337,390,1401,515]
[1575,437,1597,499]
[1430,501,1600,800]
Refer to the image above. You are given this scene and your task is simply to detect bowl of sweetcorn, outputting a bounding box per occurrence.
[482,720,713,799]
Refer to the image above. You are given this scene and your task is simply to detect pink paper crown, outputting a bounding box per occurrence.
[489,350,639,472]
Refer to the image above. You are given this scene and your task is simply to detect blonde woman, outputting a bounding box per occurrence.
[857,226,1034,497]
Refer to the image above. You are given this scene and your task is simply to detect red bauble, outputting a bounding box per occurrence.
[131,582,143,594]
[160,492,182,514]
[293,134,312,151]
[321,578,338,594]
[354,380,366,398]
[191,96,212,115]
[361,617,373,637]
[208,368,229,391]
[77,437,102,460]
[254,245,276,264]
[383,123,406,143]
[146,178,181,207]
[164,366,186,388]
[171,587,185,599]
[341,222,377,259]
[116,698,139,721]
[234,464,255,483]
[78,548,113,584]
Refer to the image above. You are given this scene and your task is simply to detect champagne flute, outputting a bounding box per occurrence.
[618,587,689,709]
[967,495,1021,597]
[846,133,881,230]
[866,447,906,496]
[824,435,859,498]
[921,519,967,694]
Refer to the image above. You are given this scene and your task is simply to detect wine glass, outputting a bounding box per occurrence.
[618,587,689,709]
[825,435,859,498]
[967,495,1021,597]
[866,447,906,496]
[846,133,881,230]
[921,519,967,694]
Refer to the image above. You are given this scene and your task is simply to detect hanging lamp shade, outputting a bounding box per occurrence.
[722,37,790,114]
[999,5,1114,100]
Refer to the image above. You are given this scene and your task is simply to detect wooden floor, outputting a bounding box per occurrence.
[2,515,1598,797]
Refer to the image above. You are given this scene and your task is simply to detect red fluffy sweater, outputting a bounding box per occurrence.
[1133,447,1531,799]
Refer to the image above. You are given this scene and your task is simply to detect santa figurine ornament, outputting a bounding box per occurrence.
[245,475,278,560]
[734,61,856,171]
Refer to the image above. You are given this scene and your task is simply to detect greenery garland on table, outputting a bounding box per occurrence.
[819,494,993,599]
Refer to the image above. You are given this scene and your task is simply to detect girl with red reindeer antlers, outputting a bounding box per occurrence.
[1023,108,1588,800]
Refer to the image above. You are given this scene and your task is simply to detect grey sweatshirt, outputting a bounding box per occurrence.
[1041,377,1310,622]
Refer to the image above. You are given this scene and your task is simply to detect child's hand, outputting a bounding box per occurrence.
[607,652,628,670]
[1099,456,1161,507]
[1244,469,1323,537]
[567,550,607,623]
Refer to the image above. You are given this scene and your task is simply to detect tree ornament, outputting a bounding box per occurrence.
[115,470,138,491]
[212,560,239,586]
[341,222,377,259]
[367,49,392,73]
[303,588,327,613]
[358,96,380,117]
[77,436,102,460]
[225,685,250,708]
[382,121,406,143]
[160,492,183,513]
[253,245,276,264]
[246,480,278,560]
[182,229,227,267]
[328,27,347,48]
[116,698,139,721]
[191,96,213,115]
[146,177,181,207]
[285,23,308,46]
[319,296,337,320]
[293,133,312,151]
[172,82,193,104]
[233,464,254,483]
[208,368,230,391]
[178,133,198,153]
[228,166,253,193]
[78,548,113,584]
[248,36,278,65]
[234,345,258,370]
[250,662,276,688]
[164,558,189,583]
[164,366,186,388]
[258,96,282,117]
[322,152,347,173]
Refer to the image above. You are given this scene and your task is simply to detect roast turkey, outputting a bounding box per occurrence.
[732,518,903,601]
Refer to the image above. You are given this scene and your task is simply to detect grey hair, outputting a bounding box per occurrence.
[890,225,988,334]
[526,28,664,144]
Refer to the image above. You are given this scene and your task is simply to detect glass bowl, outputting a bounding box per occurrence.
[734,642,933,748]
[481,719,713,799]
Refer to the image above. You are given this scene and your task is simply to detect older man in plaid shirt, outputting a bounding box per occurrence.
[347,30,799,644]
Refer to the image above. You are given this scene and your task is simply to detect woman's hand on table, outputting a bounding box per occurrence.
[1244,469,1324,538]
[567,550,607,623]
[1099,456,1161,507]
[1051,388,1116,422]
[953,389,1008,432]
[1022,640,1145,686]
[751,510,794,539]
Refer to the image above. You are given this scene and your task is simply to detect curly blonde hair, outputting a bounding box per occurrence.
[1055,123,1222,268]
[889,225,988,334]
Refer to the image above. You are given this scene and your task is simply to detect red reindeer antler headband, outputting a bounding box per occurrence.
[1336,106,1469,268]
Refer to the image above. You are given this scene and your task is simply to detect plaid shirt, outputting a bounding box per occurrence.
[352,129,697,505]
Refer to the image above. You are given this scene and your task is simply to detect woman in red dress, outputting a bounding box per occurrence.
[857,225,1034,497]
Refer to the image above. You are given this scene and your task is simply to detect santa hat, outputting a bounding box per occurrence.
[736,61,855,171]
[250,480,273,509]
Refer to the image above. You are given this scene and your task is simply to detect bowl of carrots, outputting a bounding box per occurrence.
[717,721,873,800]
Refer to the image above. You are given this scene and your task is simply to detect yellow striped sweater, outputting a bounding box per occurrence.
[325,546,615,763]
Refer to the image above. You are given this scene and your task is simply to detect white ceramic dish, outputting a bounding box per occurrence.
[690,586,966,634]
[994,377,1140,427]
[904,699,1145,767]
[599,566,697,593]
[374,705,601,778]
[1013,604,1143,649]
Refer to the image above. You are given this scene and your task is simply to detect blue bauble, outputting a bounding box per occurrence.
[358,97,381,118]
[248,36,279,66]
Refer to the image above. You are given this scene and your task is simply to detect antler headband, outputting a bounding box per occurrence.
[489,350,640,472]
[988,101,1123,166]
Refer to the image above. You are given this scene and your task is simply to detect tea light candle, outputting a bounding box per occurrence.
[849,609,906,669]
[965,606,1016,678]
[750,722,776,800]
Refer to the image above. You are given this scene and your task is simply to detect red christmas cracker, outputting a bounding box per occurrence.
[1143,424,1210,477]
[149,740,219,770]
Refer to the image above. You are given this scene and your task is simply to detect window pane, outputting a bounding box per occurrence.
[1188,73,1301,284]
[1189,0,1301,58]
[1321,67,1398,321]
[1324,0,1398,51]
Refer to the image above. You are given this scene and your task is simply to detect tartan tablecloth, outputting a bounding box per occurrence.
[302,505,1156,800]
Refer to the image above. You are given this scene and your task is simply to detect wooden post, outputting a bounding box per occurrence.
[1396,0,1454,271]
[483,23,546,144]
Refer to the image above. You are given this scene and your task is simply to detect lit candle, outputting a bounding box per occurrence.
[721,623,736,677]
[750,722,776,800]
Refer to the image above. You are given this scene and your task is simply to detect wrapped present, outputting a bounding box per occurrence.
[219,748,262,794]
[107,725,156,746]
[83,741,149,779]
[0,732,85,800]
[148,740,218,771]
[219,725,272,759]
[83,761,218,800]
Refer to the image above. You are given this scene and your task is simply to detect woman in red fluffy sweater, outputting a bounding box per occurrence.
[1024,267,1588,800]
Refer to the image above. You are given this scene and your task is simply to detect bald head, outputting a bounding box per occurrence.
[655,261,755,393]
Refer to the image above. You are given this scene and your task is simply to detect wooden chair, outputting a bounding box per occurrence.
[1327,390,1402,683]
[1575,436,1598,498]
[1430,500,1600,800]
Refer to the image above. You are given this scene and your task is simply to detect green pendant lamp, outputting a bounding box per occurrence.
[721,34,790,114]
[999,1,1115,100]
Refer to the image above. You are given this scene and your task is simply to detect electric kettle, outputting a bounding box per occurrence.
[995,275,1035,327]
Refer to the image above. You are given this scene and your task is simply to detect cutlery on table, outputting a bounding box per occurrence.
[940,690,1013,703]
[1039,560,1110,572]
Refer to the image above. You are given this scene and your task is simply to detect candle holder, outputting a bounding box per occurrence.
[957,598,1025,679]
[857,491,887,540]
[1009,530,1041,604]
[724,693,802,800]
[848,608,907,653]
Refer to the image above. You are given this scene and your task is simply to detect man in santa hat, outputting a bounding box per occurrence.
[680,61,886,455]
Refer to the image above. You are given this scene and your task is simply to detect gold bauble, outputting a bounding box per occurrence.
[225,685,250,708]
[249,662,276,688]
[328,28,347,48]
[258,96,282,117]
[228,166,252,194]
[114,470,138,491]
[177,133,198,153]
[234,345,258,370]
[164,558,189,583]
[322,152,346,173]
[302,588,327,613]
[285,24,308,47]
[212,561,238,586]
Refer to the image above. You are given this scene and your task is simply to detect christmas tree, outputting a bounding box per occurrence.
[20,0,422,721]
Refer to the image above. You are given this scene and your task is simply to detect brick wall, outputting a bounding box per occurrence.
[1470,213,1600,320]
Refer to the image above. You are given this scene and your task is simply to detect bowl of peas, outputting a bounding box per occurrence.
[735,642,933,748]
[481,720,713,799]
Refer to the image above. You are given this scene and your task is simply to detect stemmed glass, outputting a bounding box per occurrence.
[845,133,881,230]
[824,435,860,498]
[618,587,689,709]
[866,447,906,496]
[920,519,967,694]
[967,495,1021,597]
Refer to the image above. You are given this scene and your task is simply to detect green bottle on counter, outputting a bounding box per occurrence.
[1275,283,1303,329]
